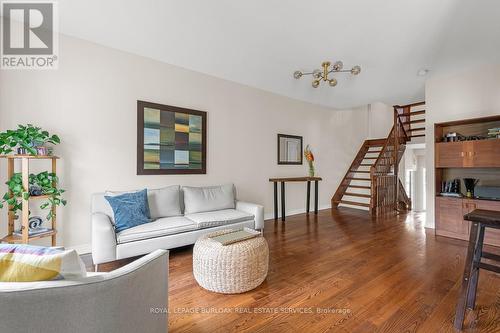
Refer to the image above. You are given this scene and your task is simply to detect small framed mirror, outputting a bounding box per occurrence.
[277,134,303,165]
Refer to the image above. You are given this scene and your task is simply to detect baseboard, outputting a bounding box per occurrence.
[264,204,331,221]
[67,243,92,255]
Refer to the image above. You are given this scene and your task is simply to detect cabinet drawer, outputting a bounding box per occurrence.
[435,197,469,240]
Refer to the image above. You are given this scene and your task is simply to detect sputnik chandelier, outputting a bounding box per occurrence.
[293,61,361,88]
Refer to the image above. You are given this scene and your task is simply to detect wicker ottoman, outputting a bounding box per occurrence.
[193,229,269,294]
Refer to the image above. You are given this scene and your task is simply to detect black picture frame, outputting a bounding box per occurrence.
[137,100,207,175]
[277,134,303,165]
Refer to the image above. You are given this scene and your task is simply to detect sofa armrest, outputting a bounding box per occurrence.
[92,213,117,265]
[236,201,264,230]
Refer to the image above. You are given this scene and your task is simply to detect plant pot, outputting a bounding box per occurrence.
[36,146,48,156]
[17,147,27,155]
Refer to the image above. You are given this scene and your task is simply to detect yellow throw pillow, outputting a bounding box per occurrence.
[0,244,86,282]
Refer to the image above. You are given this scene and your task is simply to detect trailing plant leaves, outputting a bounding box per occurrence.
[0,171,66,221]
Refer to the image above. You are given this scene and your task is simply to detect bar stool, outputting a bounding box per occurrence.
[454,209,500,329]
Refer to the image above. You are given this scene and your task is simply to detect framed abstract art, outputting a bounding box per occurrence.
[137,100,207,175]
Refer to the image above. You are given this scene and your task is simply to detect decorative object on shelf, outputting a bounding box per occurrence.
[463,178,480,198]
[29,184,43,196]
[304,145,315,177]
[0,124,60,156]
[277,134,303,165]
[28,216,44,230]
[36,146,48,156]
[440,179,461,197]
[0,171,66,221]
[137,100,207,175]
[293,60,361,88]
[487,127,500,139]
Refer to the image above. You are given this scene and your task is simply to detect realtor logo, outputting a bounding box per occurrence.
[1,1,58,69]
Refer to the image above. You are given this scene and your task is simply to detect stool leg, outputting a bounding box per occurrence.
[466,224,485,310]
[454,221,480,330]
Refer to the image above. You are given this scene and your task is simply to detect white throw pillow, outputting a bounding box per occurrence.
[105,185,181,220]
[182,184,235,214]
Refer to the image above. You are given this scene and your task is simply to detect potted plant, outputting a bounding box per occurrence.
[0,124,60,156]
[0,171,66,221]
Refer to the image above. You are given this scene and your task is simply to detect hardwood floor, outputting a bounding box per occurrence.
[85,208,500,332]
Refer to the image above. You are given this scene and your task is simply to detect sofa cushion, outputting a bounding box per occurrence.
[106,186,181,220]
[185,209,254,228]
[147,186,182,219]
[183,184,235,214]
[116,216,197,244]
[105,189,151,233]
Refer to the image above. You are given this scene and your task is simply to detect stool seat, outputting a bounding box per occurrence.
[464,209,500,228]
[454,209,500,330]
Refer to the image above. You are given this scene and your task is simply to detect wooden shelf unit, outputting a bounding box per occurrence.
[434,115,500,246]
[0,155,59,246]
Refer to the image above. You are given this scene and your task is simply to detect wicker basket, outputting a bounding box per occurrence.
[193,229,269,294]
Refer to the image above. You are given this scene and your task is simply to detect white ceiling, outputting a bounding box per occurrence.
[59,0,500,109]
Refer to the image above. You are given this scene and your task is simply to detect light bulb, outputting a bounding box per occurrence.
[293,71,303,79]
[333,61,343,71]
[328,78,337,87]
[312,69,322,79]
[312,80,320,88]
[351,65,361,75]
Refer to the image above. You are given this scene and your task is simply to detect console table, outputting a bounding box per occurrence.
[269,177,322,221]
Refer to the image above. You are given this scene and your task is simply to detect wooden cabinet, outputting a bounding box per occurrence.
[470,140,500,167]
[435,196,500,247]
[435,140,500,168]
[435,116,500,247]
[435,142,468,168]
[435,196,469,241]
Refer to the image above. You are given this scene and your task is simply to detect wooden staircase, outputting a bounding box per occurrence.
[332,102,425,214]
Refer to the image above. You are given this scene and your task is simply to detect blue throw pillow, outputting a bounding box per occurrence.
[105,189,151,233]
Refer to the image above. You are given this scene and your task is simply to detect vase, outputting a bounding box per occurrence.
[308,162,315,177]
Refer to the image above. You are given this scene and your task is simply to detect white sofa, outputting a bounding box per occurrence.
[0,249,168,333]
[92,184,264,265]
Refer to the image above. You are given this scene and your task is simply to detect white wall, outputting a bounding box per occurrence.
[425,64,500,228]
[367,102,393,139]
[0,35,371,250]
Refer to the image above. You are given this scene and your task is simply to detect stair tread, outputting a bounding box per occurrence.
[345,192,371,198]
[348,185,371,189]
[409,127,425,131]
[346,177,370,181]
[335,200,371,207]
[351,170,370,173]
[360,163,374,166]
[366,150,382,154]
[410,110,425,116]
[364,157,378,160]
[410,134,425,138]
[402,119,425,125]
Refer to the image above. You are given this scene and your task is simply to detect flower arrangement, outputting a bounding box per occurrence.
[304,145,315,177]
